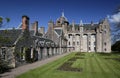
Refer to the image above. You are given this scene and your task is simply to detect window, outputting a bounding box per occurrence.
[94,42,96,45]
[89,47,91,50]
[104,30,106,34]
[69,42,70,45]
[73,42,75,45]
[89,42,91,45]
[94,47,96,51]
[80,27,83,32]
[104,48,106,51]
[78,27,80,31]
[104,42,106,46]
[57,21,60,23]
[77,42,79,45]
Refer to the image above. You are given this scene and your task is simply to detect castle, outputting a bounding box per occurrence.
[45,12,111,52]
[0,13,111,68]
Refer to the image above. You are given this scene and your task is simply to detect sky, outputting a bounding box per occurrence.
[0,0,120,31]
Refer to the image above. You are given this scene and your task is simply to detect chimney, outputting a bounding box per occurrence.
[31,21,38,35]
[39,27,45,35]
[22,15,29,31]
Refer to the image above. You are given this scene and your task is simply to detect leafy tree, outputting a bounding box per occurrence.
[0,16,10,27]
[0,16,11,73]
[112,40,120,52]
[109,6,120,43]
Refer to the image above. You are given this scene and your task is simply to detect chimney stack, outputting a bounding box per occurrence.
[22,15,29,31]
[34,21,38,34]
[31,21,38,35]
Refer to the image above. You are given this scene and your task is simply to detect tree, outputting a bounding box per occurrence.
[0,16,11,73]
[0,16,10,27]
[112,40,120,52]
[109,6,120,44]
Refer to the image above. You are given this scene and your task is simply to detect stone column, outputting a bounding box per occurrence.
[55,48,57,55]
[31,48,33,59]
[49,48,52,56]
[51,47,54,56]
[23,47,26,60]
[37,47,41,60]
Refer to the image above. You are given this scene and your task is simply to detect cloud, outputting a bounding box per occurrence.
[108,12,120,23]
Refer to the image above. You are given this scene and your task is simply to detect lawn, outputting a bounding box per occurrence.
[16,52,120,78]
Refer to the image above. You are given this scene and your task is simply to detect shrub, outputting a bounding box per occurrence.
[0,59,11,74]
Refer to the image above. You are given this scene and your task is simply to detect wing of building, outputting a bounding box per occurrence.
[0,15,65,68]
[45,12,111,53]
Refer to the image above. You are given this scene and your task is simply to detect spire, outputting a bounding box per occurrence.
[49,16,53,23]
[79,20,83,26]
[72,20,75,31]
[62,11,64,17]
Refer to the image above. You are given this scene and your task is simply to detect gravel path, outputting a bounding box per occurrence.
[0,52,71,78]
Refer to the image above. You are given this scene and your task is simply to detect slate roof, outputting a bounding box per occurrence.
[32,36,55,43]
[68,24,99,31]
[83,24,98,30]
[0,29,22,46]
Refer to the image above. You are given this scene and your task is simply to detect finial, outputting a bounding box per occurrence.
[72,20,75,31]
[80,20,83,26]
[62,11,64,17]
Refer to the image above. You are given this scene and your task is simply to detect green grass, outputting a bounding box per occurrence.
[16,52,120,78]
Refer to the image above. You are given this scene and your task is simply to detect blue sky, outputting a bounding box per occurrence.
[0,0,120,31]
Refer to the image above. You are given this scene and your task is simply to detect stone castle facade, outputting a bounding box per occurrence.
[45,12,111,52]
[0,13,111,68]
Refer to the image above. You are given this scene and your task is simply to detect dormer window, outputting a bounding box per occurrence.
[57,21,60,23]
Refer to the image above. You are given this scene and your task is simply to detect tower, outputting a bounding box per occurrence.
[47,20,54,40]
[31,21,38,35]
[22,15,29,31]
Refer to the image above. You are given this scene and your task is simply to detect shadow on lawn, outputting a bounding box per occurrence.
[105,58,120,62]
[57,52,83,72]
